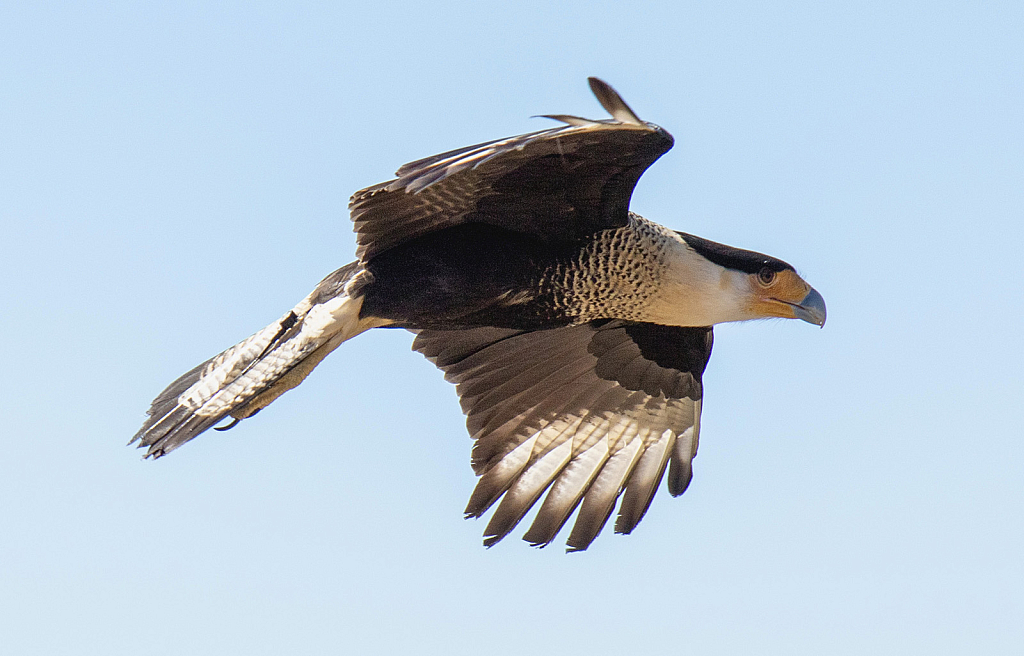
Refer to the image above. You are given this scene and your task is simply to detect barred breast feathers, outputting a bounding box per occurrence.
[536,213,675,325]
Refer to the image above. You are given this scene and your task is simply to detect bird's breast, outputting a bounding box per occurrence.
[535,219,671,324]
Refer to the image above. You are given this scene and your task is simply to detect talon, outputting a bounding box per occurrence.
[214,417,242,432]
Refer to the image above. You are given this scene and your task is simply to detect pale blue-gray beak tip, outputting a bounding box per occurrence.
[794,287,827,327]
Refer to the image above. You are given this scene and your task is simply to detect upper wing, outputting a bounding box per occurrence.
[413,320,713,551]
[350,78,674,263]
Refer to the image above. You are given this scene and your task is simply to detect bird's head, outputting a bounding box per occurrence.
[654,231,826,328]
[741,264,827,327]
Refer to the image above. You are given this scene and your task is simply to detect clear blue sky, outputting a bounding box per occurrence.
[2,2,1022,654]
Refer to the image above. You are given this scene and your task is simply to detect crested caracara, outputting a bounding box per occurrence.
[133,78,826,551]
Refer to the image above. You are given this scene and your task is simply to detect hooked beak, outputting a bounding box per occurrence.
[792,287,827,327]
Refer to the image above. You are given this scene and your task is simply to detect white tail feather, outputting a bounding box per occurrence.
[131,263,384,458]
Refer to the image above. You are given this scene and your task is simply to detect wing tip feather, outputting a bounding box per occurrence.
[587,77,643,125]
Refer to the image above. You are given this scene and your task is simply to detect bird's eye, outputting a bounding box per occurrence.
[757,268,777,286]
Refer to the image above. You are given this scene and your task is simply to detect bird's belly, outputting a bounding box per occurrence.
[358,223,558,329]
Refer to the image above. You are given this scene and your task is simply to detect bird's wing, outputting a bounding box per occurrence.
[412,320,713,551]
[350,78,674,263]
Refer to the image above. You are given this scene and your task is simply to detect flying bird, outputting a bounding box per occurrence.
[133,78,826,551]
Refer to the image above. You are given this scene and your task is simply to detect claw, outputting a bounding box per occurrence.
[214,417,242,432]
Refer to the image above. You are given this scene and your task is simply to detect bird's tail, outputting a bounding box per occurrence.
[131,262,385,458]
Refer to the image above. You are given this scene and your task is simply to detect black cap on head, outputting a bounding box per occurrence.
[676,232,794,275]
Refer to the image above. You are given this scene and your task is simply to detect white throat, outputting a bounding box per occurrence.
[642,232,752,327]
